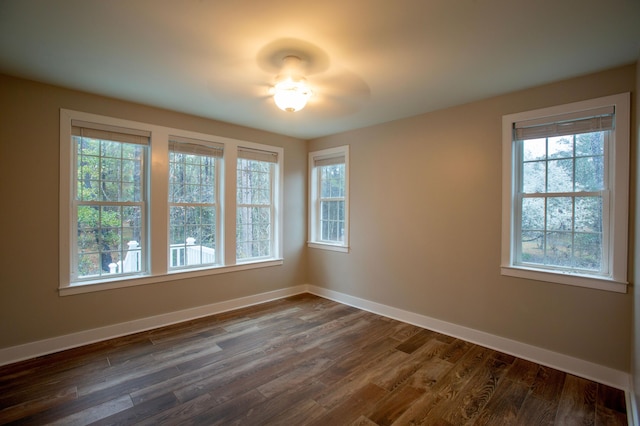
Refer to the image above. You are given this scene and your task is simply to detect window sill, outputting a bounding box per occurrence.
[59,259,284,296]
[307,242,349,253]
[500,265,628,293]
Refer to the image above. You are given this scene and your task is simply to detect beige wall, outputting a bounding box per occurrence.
[308,64,636,371]
[0,64,636,373]
[0,74,308,349]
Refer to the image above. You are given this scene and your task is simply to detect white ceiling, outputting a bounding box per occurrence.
[1,0,638,139]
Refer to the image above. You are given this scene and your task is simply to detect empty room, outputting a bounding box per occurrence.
[1,0,640,424]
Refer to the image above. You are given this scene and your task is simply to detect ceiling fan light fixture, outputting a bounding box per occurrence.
[273,76,312,112]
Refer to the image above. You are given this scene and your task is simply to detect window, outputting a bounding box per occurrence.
[308,146,349,252]
[71,121,149,282]
[236,148,277,261]
[60,110,283,295]
[501,93,629,292]
[168,136,222,270]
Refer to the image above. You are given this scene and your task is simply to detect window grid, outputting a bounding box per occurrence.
[73,136,146,281]
[517,132,607,273]
[236,158,273,260]
[169,150,218,270]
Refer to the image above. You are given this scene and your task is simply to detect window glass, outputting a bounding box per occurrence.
[518,132,606,273]
[168,141,219,269]
[319,163,346,242]
[236,158,273,260]
[73,134,146,280]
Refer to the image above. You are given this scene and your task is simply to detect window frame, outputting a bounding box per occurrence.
[60,109,283,296]
[501,93,630,293]
[308,145,350,252]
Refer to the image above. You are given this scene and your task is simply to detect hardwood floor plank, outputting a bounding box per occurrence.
[366,384,425,426]
[373,338,448,392]
[310,382,388,426]
[392,345,494,425]
[134,393,215,425]
[532,365,567,401]
[439,338,475,363]
[0,385,77,424]
[440,352,514,425]
[314,347,409,410]
[556,374,597,425]
[264,398,327,426]
[48,394,133,426]
[506,358,541,387]
[515,394,559,425]
[473,378,530,426]
[256,356,333,398]
[350,415,380,426]
[395,329,438,354]
[88,392,179,426]
[231,379,326,424]
[0,294,627,426]
[185,389,266,426]
[597,383,627,414]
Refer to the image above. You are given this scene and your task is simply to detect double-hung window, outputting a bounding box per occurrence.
[60,109,283,294]
[168,136,222,270]
[501,93,630,292]
[71,121,149,282]
[308,145,349,252]
[236,148,278,261]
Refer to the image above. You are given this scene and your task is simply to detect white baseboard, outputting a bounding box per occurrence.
[0,285,307,367]
[306,285,631,392]
[0,283,631,396]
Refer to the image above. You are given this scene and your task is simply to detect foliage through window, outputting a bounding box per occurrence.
[72,123,148,281]
[236,149,276,260]
[308,146,349,251]
[168,137,222,269]
[519,132,605,271]
[501,93,630,292]
[60,110,283,293]
[319,163,346,242]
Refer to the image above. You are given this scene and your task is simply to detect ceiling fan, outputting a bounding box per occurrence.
[208,38,370,117]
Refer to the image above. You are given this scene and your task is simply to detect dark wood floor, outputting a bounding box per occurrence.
[0,294,628,425]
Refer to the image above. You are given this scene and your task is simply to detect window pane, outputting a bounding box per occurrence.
[545,232,573,267]
[575,197,602,232]
[522,198,544,230]
[522,138,546,161]
[547,159,573,192]
[547,197,572,231]
[521,231,544,264]
[573,233,602,271]
[548,136,573,159]
[575,156,604,191]
[575,132,604,157]
[522,161,545,193]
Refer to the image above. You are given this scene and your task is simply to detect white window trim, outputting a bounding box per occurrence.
[59,109,283,296]
[308,145,350,252]
[500,93,630,293]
